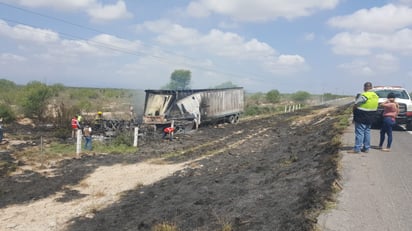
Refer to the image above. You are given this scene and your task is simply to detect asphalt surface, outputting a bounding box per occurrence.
[318,124,412,231]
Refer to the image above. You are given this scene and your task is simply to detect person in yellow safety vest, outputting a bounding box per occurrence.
[94,111,103,130]
[95,111,103,120]
[349,82,379,154]
[77,114,83,129]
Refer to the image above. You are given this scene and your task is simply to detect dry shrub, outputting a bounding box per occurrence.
[151,222,179,231]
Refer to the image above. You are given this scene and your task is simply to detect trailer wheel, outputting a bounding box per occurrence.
[228,115,236,124]
[406,121,412,131]
[234,115,240,123]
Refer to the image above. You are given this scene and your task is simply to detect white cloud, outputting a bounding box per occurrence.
[186,0,339,22]
[56,34,144,60]
[338,54,399,76]
[13,0,96,10]
[374,53,399,72]
[90,34,142,52]
[160,25,200,46]
[338,60,373,76]
[137,20,172,34]
[398,0,412,6]
[138,20,200,47]
[0,53,26,64]
[0,20,59,43]
[10,0,133,22]
[140,20,276,58]
[218,21,239,29]
[328,3,412,79]
[328,4,412,32]
[138,20,307,75]
[277,55,305,65]
[262,55,307,75]
[59,40,102,57]
[330,29,412,56]
[186,1,211,18]
[117,50,216,88]
[87,1,133,22]
[304,32,315,41]
[201,29,276,58]
[329,32,379,56]
[0,19,145,62]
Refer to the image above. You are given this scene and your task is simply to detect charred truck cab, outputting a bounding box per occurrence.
[142,87,244,132]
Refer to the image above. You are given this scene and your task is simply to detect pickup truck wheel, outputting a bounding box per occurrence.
[406,121,412,131]
[371,122,382,129]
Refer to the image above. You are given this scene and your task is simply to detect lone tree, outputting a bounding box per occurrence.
[163,69,191,90]
[266,89,281,103]
[0,79,18,105]
[291,91,311,103]
[21,81,56,121]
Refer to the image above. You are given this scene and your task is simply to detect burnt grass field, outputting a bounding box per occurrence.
[0,104,350,231]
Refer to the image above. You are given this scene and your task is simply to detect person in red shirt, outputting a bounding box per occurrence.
[378,92,399,151]
[71,116,80,139]
[162,126,175,141]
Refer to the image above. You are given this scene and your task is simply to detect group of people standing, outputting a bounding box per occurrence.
[71,114,92,151]
[350,82,399,153]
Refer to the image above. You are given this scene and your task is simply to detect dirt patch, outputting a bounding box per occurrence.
[0,105,348,231]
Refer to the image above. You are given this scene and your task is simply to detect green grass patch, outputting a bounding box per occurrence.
[93,142,137,154]
[13,138,138,163]
[151,222,179,231]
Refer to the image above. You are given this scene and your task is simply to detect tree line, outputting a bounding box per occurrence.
[0,79,140,126]
[0,69,340,124]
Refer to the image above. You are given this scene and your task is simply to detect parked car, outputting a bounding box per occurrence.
[369,86,412,130]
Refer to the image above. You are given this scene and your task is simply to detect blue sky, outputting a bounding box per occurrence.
[0,0,412,95]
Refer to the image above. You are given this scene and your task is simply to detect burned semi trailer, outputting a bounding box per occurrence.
[142,87,244,131]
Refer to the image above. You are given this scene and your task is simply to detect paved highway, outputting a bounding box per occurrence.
[318,123,412,231]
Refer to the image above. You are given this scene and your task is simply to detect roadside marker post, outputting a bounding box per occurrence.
[76,129,82,156]
[133,127,139,147]
[171,120,174,140]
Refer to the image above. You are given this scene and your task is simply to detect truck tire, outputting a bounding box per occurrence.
[371,121,382,129]
[228,115,236,124]
[234,115,240,123]
[406,121,412,131]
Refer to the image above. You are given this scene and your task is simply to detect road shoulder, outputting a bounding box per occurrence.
[317,124,412,231]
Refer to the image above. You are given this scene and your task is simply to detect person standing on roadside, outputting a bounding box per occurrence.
[77,113,83,130]
[71,116,80,139]
[94,111,103,131]
[349,82,379,153]
[378,92,399,152]
[83,124,93,151]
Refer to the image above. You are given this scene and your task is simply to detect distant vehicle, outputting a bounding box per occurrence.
[142,87,244,132]
[370,86,412,130]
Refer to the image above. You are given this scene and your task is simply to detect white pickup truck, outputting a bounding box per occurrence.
[370,86,412,130]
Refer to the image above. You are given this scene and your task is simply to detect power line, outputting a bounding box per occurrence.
[0,2,271,81]
[0,1,106,34]
[1,17,263,81]
[0,1,205,63]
